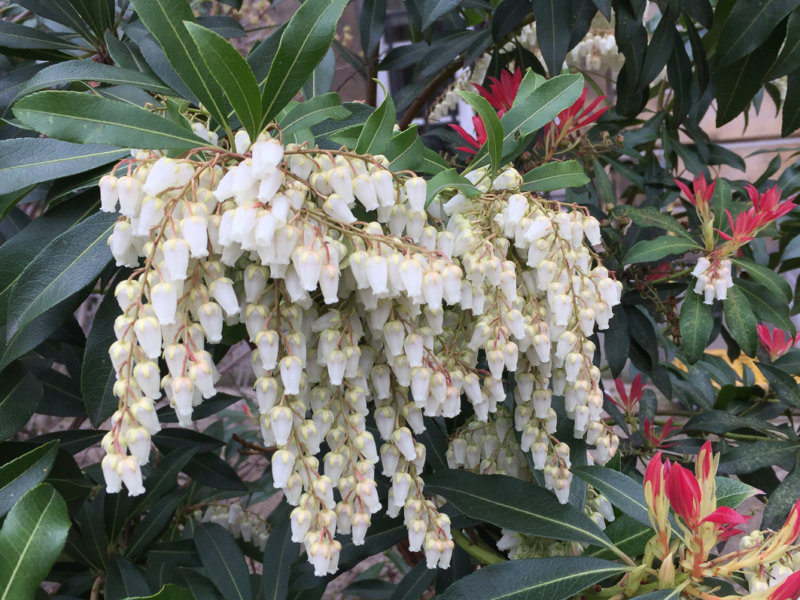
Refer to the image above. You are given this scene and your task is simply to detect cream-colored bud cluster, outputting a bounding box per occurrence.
[194,503,269,550]
[692,256,733,305]
[438,165,620,503]
[496,485,615,559]
[97,125,620,574]
[740,531,800,594]
[428,54,492,122]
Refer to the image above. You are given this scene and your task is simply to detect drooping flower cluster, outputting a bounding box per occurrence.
[96,125,622,575]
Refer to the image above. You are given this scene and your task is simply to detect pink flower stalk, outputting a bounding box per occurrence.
[643,417,678,449]
[451,116,488,155]
[758,324,800,361]
[664,461,703,530]
[545,87,609,141]
[472,67,522,117]
[746,184,797,227]
[699,506,750,541]
[770,570,800,600]
[675,174,715,217]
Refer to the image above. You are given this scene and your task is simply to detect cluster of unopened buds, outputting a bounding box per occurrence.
[95,121,621,574]
[194,503,269,550]
[642,442,800,598]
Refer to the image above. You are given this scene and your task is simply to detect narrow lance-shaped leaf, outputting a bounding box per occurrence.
[82,286,122,427]
[571,466,650,527]
[0,484,70,600]
[457,90,503,178]
[7,211,117,338]
[355,92,395,155]
[194,523,253,600]
[421,0,463,29]
[521,160,590,192]
[129,0,231,136]
[680,287,713,364]
[279,93,350,137]
[723,285,758,357]
[261,519,298,600]
[438,556,630,600]
[14,91,206,151]
[261,0,349,123]
[0,440,58,517]
[184,22,262,140]
[0,138,127,196]
[624,236,700,264]
[0,365,43,441]
[425,169,480,207]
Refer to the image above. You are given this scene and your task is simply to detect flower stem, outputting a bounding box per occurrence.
[451,529,506,565]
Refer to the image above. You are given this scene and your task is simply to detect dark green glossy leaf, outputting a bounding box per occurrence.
[66,0,115,38]
[624,236,700,264]
[389,561,435,600]
[260,0,349,123]
[783,70,800,136]
[631,590,683,600]
[386,126,424,172]
[425,470,614,550]
[301,47,335,99]
[0,483,70,600]
[0,21,81,52]
[762,466,800,529]
[183,452,247,491]
[732,257,792,302]
[719,440,800,474]
[760,363,800,406]
[0,365,42,440]
[82,287,121,427]
[14,0,94,40]
[735,279,795,333]
[7,211,115,338]
[723,285,758,356]
[521,160,590,192]
[531,0,571,76]
[458,90,503,178]
[122,584,194,600]
[0,138,126,196]
[422,0,463,28]
[770,7,800,77]
[424,169,480,207]
[0,440,58,517]
[106,555,151,600]
[680,287,713,364]
[713,0,800,67]
[14,91,205,151]
[715,476,760,508]
[262,519,298,600]
[571,466,649,527]
[280,93,349,137]
[126,491,184,560]
[184,22,262,139]
[438,557,629,600]
[360,0,386,58]
[194,523,253,600]
[613,205,695,241]
[129,0,230,136]
[588,515,651,560]
[355,93,395,155]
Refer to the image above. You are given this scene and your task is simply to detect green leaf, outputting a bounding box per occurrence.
[760,363,800,406]
[735,279,795,333]
[14,0,95,41]
[723,285,758,356]
[571,466,649,527]
[360,0,386,58]
[719,440,800,474]
[457,90,503,178]
[355,94,395,155]
[386,126,424,172]
[0,365,43,440]
[279,92,349,137]
[184,22,262,140]
[770,7,800,78]
[67,0,116,38]
[732,257,792,302]
[194,523,253,600]
[183,452,247,491]
[260,0,349,123]
[0,21,80,51]
[389,561,435,600]
[763,466,800,529]
[421,0,463,29]
[499,74,583,159]
[0,483,70,600]
[106,554,151,600]
[0,138,127,196]
[302,47,336,99]
[7,211,115,338]
[424,169,480,207]
[126,491,184,560]
[521,160,590,192]
[630,590,683,600]
[588,515,651,560]
[715,476,760,508]
[613,205,695,241]
[122,584,194,600]
[13,91,205,151]
[129,0,230,137]
[424,470,615,550]
[438,557,629,600]
[0,440,58,517]
[713,0,800,67]
[82,287,121,427]
[680,287,713,364]
[15,60,172,100]
[624,236,700,264]
[531,0,571,76]
[261,519,298,600]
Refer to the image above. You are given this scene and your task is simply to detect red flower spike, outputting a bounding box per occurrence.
[781,498,800,543]
[696,441,713,481]
[718,208,759,245]
[644,451,664,498]
[472,67,522,116]
[746,184,797,226]
[664,462,702,529]
[700,506,751,541]
[758,324,800,361]
[611,374,643,414]
[675,174,715,216]
[545,87,609,141]
[770,570,800,600]
[450,116,488,155]
[643,417,678,449]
